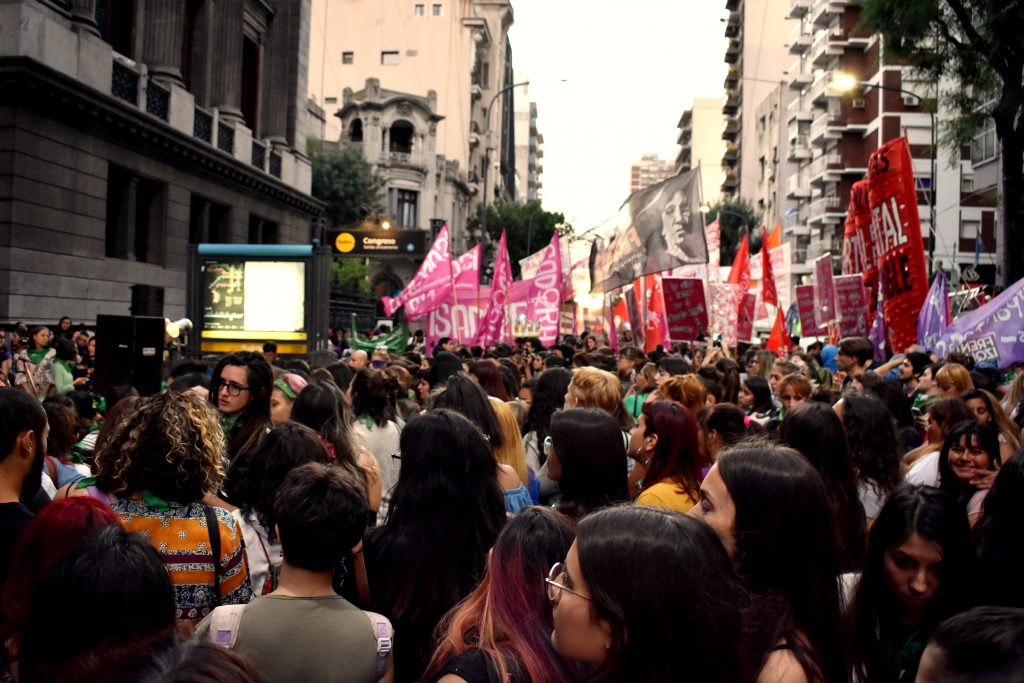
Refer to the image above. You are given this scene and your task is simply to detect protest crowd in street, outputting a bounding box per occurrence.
[2,318,1024,683]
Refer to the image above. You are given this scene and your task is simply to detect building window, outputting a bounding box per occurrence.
[960,218,980,240]
[106,165,166,264]
[971,118,997,164]
[189,195,231,244]
[349,118,364,143]
[414,4,424,16]
[240,34,261,132]
[396,190,418,228]
[248,214,279,244]
[382,51,399,65]
[432,3,442,16]
[389,120,415,154]
[342,51,354,64]
[961,174,974,192]
[324,97,337,104]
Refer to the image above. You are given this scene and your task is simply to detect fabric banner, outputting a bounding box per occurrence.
[590,168,708,292]
[727,234,751,293]
[814,253,837,326]
[737,292,758,343]
[526,233,564,346]
[624,287,644,347]
[766,308,787,356]
[382,226,452,319]
[917,272,950,349]
[842,181,874,278]
[932,276,1024,368]
[426,286,482,351]
[796,284,827,336]
[709,283,745,349]
[834,275,869,338]
[661,278,708,342]
[867,137,929,351]
[453,245,481,288]
[641,275,668,353]
[473,231,513,347]
[761,244,778,307]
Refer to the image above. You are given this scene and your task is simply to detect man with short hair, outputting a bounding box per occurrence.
[835,337,874,393]
[917,606,1024,683]
[262,342,278,367]
[197,463,392,683]
[348,349,369,370]
[898,351,932,401]
[0,388,48,584]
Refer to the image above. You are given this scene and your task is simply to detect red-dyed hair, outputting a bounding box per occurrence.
[469,360,510,401]
[639,400,703,499]
[1,497,119,648]
[423,507,578,682]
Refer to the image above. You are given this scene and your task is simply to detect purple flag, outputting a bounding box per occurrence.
[917,272,950,349]
[473,232,513,347]
[933,276,1024,368]
[868,274,887,361]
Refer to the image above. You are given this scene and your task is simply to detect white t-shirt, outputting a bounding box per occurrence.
[905,451,940,487]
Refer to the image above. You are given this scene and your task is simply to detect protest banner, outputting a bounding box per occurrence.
[814,253,837,325]
[795,284,827,337]
[834,274,869,337]
[709,283,745,348]
[473,232,513,346]
[382,226,452,319]
[661,278,707,342]
[737,292,757,342]
[932,277,1024,368]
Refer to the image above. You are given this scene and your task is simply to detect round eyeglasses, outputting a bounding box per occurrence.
[545,562,590,602]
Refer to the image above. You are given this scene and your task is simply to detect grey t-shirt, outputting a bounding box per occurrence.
[195,595,385,683]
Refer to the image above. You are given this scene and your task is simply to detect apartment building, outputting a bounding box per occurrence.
[308,0,516,252]
[721,0,792,199]
[676,98,725,205]
[630,153,674,194]
[513,80,543,202]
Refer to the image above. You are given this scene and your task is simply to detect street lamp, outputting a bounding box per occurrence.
[480,80,529,271]
[829,71,937,277]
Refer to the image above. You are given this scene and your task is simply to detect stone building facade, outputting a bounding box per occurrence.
[0,0,323,324]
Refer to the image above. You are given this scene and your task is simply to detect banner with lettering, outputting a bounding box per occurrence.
[473,231,513,347]
[932,276,1024,369]
[834,274,869,337]
[382,226,452,318]
[737,292,758,342]
[814,253,837,325]
[842,180,874,278]
[867,137,928,351]
[527,233,564,346]
[661,278,708,342]
[796,284,827,336]
[709,283,745,349]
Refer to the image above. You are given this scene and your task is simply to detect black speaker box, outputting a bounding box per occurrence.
[131,284,165,317]
[93,315,165,396]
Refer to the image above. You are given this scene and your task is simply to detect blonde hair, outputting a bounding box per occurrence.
[658,375,706,419]
[568,367,622,415]
[490,397,529,487]
[936,363,973,394]
[778,373,813,400]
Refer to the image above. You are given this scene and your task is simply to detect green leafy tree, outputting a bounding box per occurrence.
[860,0,1024,284]
[330,258,372,293]
[704,198,763,266]
[469,200,573,277]
[307,138,386,229]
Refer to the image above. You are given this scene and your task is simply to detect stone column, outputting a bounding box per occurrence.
[70,0,100,36]
[142,0,187,86]
[259,0,291,142]
[209,0,244,124]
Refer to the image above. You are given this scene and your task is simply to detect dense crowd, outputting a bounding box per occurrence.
[2,319,1024,682]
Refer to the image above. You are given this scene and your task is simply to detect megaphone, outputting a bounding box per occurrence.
[165,318,193,339]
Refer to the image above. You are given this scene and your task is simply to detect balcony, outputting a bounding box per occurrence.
[808,71,830,104]
[724,65,740,88]
[724,11,740,38]
[786,174,811,199]
[723,90,741,115]
[811,0,844,27]
[721,170,740,191]
[806,194,844,224]
[724,142,740,161]
[789,0,811,17]
[788,69,813,90]
[788,138,812,161]
[786,97,814,123]
[808,152,842,185]
[722,116,740,141]
[725,38,742,64]
[789,25,812,54]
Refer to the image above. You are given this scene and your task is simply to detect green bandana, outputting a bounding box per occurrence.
[274,378,297,400]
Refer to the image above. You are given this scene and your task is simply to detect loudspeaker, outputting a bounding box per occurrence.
[131,284,165,317]
[93,315,165,396]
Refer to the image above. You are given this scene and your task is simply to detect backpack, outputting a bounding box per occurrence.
[207,604,393,681]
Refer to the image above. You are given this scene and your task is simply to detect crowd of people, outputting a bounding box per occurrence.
[2,319,1024,683]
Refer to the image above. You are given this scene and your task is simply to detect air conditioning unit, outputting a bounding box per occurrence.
[852,99,866,109]
[902,94,920,107]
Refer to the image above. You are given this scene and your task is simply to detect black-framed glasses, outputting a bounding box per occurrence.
[390,453,401,460]
[218,381,250,397]
[545,562,590,602]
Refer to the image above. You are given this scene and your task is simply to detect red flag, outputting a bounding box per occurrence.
[727,234,751,292]
[762,244,778,307]
[765,224,782,250]
[642,274,667,353]
[766,308,787,357]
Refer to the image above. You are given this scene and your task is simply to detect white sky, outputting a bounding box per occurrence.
[507,0,728,234]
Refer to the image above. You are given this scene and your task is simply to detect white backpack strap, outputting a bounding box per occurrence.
[364,610,393,680]
[208,604,248,649]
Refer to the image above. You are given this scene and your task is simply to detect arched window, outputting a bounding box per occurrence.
[349,118,363,142]
[389,120,414,154]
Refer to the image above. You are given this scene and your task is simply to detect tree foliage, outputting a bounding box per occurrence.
[468,200,573,277]
[307,138,387,229]
[330,258,371,293]
[704,198,763,266]
[860,0,1024,283]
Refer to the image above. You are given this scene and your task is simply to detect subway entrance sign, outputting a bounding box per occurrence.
[330,229,426,257]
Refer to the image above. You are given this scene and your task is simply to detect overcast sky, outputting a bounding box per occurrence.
[507,1,729,234]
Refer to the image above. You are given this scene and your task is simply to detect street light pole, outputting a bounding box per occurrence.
[480,80,529,275]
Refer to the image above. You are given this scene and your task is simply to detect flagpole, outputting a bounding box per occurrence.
[448,236,461,344]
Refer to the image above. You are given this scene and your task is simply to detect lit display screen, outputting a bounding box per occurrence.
[202,260,306,334]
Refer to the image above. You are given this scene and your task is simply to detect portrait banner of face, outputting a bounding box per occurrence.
[590,168,709,293]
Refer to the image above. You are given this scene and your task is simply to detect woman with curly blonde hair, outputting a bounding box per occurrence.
[76,392,252,634]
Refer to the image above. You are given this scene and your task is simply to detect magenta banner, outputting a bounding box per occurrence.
[527,233,564,346]
[737,292,757,342]
[796,284,827,336]
[382,225,452,319]
[834,274,869,338]
[473,231,513,347]
[814,253,837,325]
[661,277,708,342]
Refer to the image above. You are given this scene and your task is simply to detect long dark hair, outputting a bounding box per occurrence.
[549,408,630,520]
[743,376,774,414]
[365,410,505,622]
[522,367,572,463]
[717,442,847,683]
[779,402,866,572]
[209,351,272,461]
[468,360,510,401]
[715,358,741,404]
[350,368,397,427]
[576,507,741,682]
[937,420,1000,503]
[848,484,977,681]
[290,380,364,483]
[842,392,903,498]
[638,400,702,500]
[432,372,504,448]
[975,451,1024,607]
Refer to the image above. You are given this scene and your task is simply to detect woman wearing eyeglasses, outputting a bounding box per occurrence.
[548,506,741,681]
[209,351,273,464]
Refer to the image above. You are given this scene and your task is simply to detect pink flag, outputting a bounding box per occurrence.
[382,226,453,319]
[454,245,481,289]
[527,232,563,346]
[473,232,513,347]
